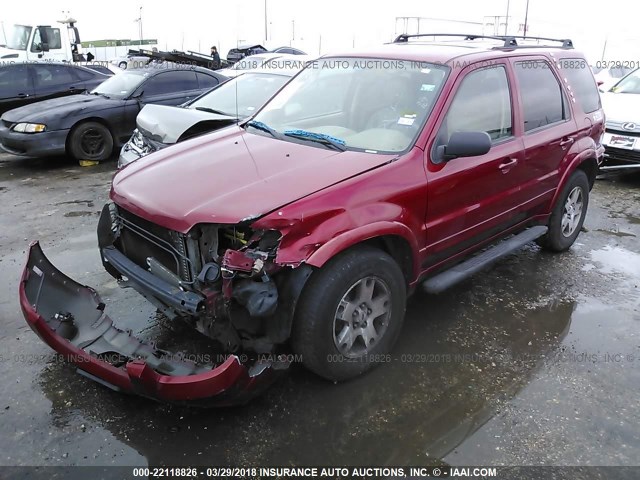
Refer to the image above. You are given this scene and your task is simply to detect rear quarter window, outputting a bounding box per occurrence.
[559,58,601,113]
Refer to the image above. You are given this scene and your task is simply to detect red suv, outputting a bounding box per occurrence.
[20,34,605,406]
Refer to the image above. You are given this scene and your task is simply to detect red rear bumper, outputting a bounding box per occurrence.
[19,241,283,406]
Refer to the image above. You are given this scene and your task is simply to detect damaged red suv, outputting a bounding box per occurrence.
[20,34,605,406]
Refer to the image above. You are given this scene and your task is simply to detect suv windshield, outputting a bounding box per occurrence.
[92,70,148,98]
[5,24,32,51]
[189,72,290,118]
[611,68,640,94]
[250,57,449,153]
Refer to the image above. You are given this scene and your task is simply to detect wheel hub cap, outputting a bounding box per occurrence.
[333,276,392,358]
[561,186,584,237]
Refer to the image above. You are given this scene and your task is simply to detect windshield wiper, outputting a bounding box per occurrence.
[194,106,229,115]
[91,92,110,99]
[246,120,278,138]
[283,129,346,151]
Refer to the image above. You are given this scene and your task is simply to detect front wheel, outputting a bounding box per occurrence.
[68,121,114,162]
[537,169,589,252]
[292,246,406,381]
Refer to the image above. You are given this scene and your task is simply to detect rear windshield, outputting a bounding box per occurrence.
[559,58,601,113]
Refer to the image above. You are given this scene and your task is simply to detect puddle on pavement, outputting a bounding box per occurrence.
[590,245,640,279]
[32,291,581,466]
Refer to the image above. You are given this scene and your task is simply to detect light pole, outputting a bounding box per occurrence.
[264,0,268,44]
[523,0,530,37]
[504,0,510,35]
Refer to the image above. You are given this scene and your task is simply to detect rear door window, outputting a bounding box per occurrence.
[142,71,199,96]
[196,72,220,89]
[559,58,601,113]
[514,60,568,132]
[33,63,75,89]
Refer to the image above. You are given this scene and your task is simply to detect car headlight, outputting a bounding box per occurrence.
[12,123,46,133]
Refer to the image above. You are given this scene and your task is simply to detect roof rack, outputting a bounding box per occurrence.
[392,33,573,49]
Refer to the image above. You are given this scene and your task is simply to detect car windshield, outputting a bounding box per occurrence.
[4,24,32,51]
[249,57,449,153]
[91,70,148,98]
[610,69,640,94]
[189,72,290,118]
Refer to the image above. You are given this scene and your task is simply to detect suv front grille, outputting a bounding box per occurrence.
[115,208,193,283]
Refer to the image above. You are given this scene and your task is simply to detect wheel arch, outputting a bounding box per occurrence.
[302,223,420,287]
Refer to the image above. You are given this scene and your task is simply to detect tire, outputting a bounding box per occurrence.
[68,121,114,162]
[118,61,127,69]
[537,169,589,252]
[292,246,407,381]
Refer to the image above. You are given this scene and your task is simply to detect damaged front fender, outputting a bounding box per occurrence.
[19,242,286,406]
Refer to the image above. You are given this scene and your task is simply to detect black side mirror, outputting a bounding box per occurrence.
[40,42,50,52]
[436,131,491,162]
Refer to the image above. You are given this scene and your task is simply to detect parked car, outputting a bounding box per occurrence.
[119,63,306,167]
[0,61,110,116]
[110,53,152,70]
[217,53,286,77]
[0,65,228,160]
[600,68,640,168]
[594,65,634,91]
[226,43,268,65]
[20,35,604,406]
[271,46,307,55]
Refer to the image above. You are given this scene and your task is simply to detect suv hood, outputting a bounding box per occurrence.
[137,104,236,144]
[601,92,640,123]
[112,126,397,232]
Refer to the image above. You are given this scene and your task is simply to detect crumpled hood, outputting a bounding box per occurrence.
[601,92,640,124]
[136,104,236,144]
[112,126,397,232]
[1,94,117,123]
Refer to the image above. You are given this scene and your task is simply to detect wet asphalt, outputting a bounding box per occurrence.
[0,152,639,471]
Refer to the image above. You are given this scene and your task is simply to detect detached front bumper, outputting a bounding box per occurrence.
[19,242,284,406]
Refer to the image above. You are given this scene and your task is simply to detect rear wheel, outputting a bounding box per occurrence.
[292,246,406,381]
[118,61,127,69]
[537,170,589,252]
[68,121,114,162]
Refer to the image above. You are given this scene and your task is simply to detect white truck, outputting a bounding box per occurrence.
[0,17,85,62]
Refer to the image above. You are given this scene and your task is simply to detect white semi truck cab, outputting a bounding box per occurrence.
[0,17,83,62]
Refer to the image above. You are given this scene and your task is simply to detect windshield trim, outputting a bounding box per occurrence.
[243,56,451,155]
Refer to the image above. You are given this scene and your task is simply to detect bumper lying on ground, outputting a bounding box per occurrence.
[19,241,284,406]
[0,125,68,157]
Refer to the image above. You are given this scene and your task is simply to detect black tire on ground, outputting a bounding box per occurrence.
[68,121,114,162]
[118,62,127,69]
[291,246,407,381]
[537,169,590,252]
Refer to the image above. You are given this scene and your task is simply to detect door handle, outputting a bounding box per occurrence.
[560,137,575,149]
[69,86,78,90]
[17,93,29,98]
[499,158,518,172]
